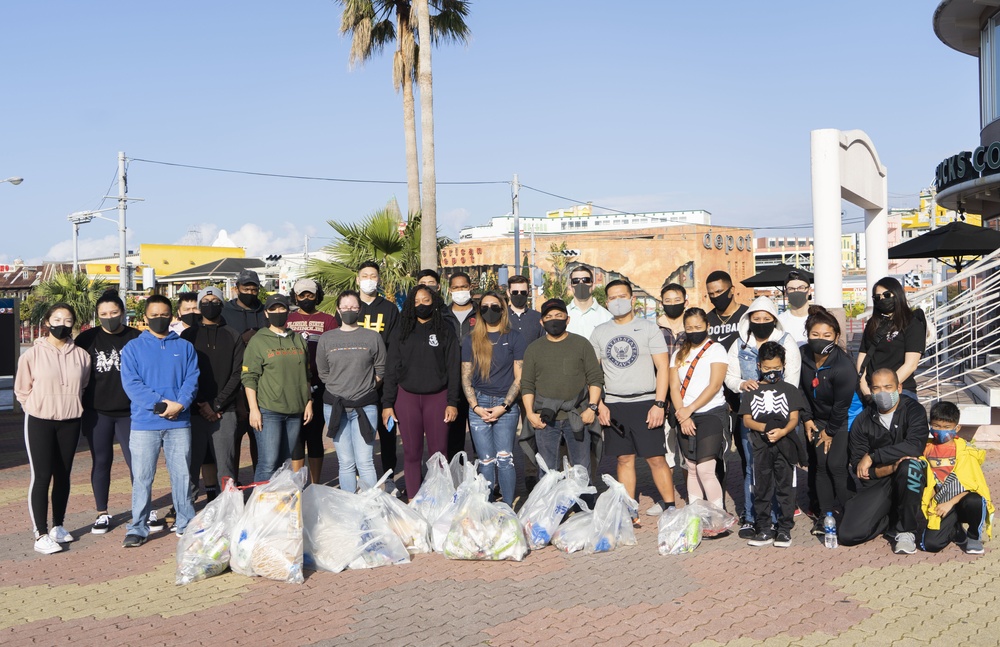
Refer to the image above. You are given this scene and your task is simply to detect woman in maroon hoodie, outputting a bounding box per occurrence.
[15,302,91,555]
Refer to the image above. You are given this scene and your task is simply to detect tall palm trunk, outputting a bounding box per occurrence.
[414,0,437,271]
[397,7,421,217]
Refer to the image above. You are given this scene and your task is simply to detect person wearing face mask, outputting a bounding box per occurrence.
[15,303,91,554]
[777,271,811,347]
[286,278,338,483]
[520,299,605,482]
[222,269,267,333]
[317,290,386,493]
[798,306,859,535]
[918,401,993,554]
[725,295,801,538]
[505,274,543,490]
[839,368,928,553]
[418,268,461,341]
[857,276,926,403]
[737,342,808,547]
[119,295,200,548]
[241,293,313,483]
[656,283,689,494]
[565,266,612,339]
[170,292,200,335]
[445,271,477,459]
[461,292,526,506]
[355,260,401,489]
[181,287,245,500]
[382,285,461,496]
[704,270,749,352]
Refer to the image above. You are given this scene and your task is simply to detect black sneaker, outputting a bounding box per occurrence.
[748,529,775,547]
[91,513,112,535]
[810,518,825,537]
[774,530,792,548]
[147,510,165,532]
[738,518,756,540]
[122,534,146,548]
[164,507,177,525]
[205,487,219,503]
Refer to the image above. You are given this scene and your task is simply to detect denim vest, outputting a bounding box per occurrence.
[737,332,790,379]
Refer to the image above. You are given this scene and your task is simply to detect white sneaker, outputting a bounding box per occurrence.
[49,526,75,543]
[34,534,64,554]
[147,510,165,532]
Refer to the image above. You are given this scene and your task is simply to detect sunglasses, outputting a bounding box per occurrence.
[873,292,895,301]
[509,289,529,295]
[480,303,503,314]
[570,277,593,285]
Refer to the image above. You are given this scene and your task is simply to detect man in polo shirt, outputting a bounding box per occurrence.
[566,266,612,339]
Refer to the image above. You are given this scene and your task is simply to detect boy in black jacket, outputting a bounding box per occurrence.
[738,342,807,548]
[840,368,928,553]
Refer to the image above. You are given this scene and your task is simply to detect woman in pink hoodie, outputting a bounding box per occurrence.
[15,302,91,555]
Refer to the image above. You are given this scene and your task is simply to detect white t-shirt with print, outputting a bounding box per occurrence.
[670,340,728,412]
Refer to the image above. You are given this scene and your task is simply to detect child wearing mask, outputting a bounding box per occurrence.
[738,341,807,548]
[920,401,993,554]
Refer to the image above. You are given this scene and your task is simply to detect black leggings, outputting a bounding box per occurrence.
[82,410,133,512]
[292,390,327,460]
[25,415,81,536]
[922,492,987,551]
[807,422,850,515]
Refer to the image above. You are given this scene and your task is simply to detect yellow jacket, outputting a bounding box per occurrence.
[921,438,994,538]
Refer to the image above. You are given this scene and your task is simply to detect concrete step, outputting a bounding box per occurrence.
[963,369,1000,407]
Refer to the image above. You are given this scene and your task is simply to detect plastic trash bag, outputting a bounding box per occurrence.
[449,450,475,488]
[431,459,480,553]
[361,471,432,555]
[230,461,306,583]
[302,484,409,572]
[408,453,455,525]
[175,481,245,585]
[551,474,638,554]
[518,455,595,549]
[442,475,529,561]
[657,501,737,555]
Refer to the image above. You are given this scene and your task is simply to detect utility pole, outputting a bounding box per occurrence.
[108,152,143,296]
[530,221,537,310]
[512,173,520,280]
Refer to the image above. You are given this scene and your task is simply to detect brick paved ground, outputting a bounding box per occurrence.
[1,408,997,646]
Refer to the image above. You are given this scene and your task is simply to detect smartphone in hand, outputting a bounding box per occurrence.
[154,402,167,415]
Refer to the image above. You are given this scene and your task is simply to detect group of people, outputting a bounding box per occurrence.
[16,262,992,558]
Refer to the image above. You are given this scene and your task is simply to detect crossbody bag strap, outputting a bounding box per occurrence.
[680,340,714,400]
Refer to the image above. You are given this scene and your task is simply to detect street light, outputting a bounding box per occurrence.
[1,177,23,186]
[67,208,118,275]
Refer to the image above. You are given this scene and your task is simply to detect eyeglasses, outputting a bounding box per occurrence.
[340,307,360,312]
[570,277,592,285]
[873,292,895,301]
[480,304,503,314]
[509,290,529,295]
[786,286,809,293]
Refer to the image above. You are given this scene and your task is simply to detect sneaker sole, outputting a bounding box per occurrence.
[34,545,63,555]
[893,547,916,555]
[747,539,774,547]
[91,527,110,535]
[774,540,792,548]
[148,526,165,533]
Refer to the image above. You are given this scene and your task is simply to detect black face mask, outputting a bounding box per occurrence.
[481,307,503,326]
[49,325,73,340]
[267,312,289,328]
[749,321,776,340]
[180,313,200,328]
[709,289,733,313]
[787,292,809,309]
[874,295,895,315]
[147,316,171,335]
[662,303,685,319]
[414,303,435,320]
[297,298,316,313]
[99,315,123,332]
[509,293,528,309]
[758,369,784,384]
[808,338,836,356]
[200,301,223,322]
[573,282,592,300]
[542,319,567,337]
[237,292,260,309]
[340,310,360,326]
[686,330,708,346]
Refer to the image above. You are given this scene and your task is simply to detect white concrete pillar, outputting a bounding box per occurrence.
[864,175,889,301]
[811,129,844,309]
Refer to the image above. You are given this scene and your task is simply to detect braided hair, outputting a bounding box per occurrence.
[399,284,449,342]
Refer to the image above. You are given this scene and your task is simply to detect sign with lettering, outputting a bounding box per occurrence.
[935,141,1000,192]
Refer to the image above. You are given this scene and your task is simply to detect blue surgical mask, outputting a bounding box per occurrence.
[930,427,958,444]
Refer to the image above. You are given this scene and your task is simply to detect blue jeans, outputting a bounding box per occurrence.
[740,421,755,520]
[468,394,519,506]
[127,427,195,537]
[535,418,591,478]
[254,408,302,483]
[325,404,378,493]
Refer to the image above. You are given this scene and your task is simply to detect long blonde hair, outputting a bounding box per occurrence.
[470,291,511,382]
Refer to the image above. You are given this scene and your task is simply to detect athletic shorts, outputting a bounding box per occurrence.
[605,400,667,459]
[680,405,728,462]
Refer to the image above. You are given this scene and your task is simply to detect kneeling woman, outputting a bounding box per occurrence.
[669,308,729,509]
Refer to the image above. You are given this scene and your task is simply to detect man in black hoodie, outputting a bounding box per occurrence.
[182,287,245,494]
[840,368,928,554]
[356,261,401,490]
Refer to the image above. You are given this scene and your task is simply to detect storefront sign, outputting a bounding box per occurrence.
[440,246,485,267]
[702,232,753,255]
[935,141,1000,191]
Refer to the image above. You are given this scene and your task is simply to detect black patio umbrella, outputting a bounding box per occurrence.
[741,264,814,288]
[887,220,1000,271]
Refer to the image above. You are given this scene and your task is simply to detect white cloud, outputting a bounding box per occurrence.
[38,233,122,265]
[226,222,318,258]
[439,208,471,237]
[174,223,220,247]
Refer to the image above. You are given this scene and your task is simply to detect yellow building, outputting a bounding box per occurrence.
[84,244,245,288]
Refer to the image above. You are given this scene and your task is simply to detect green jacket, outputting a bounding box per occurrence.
[241,327,311,415]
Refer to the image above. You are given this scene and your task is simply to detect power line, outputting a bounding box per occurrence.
[519,183,633,216]
[128,157,509,186]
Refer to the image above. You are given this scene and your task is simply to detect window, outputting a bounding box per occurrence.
[982,15,1000,127]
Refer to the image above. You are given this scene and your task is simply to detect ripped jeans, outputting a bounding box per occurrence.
[468,393,519,506]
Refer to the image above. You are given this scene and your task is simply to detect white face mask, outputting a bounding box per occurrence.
[359,279,378,295]
[608,298,632,317]
[451,290,472,306]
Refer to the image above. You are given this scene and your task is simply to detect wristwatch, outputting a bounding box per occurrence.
[653,400,666,409]
[588,403,599,412]
[503,402,512,412]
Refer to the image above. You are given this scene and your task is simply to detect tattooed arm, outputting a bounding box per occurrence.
[503,360,523,409]
[462,361,478,409]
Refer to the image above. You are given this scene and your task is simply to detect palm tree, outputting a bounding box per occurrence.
[338,0,470,221]
[414,0,437,270]
[30,272,110,329]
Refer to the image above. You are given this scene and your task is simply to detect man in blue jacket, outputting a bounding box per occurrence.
[120,295,200,547]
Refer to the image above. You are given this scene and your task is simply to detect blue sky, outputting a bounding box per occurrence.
[0,1,979,263]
